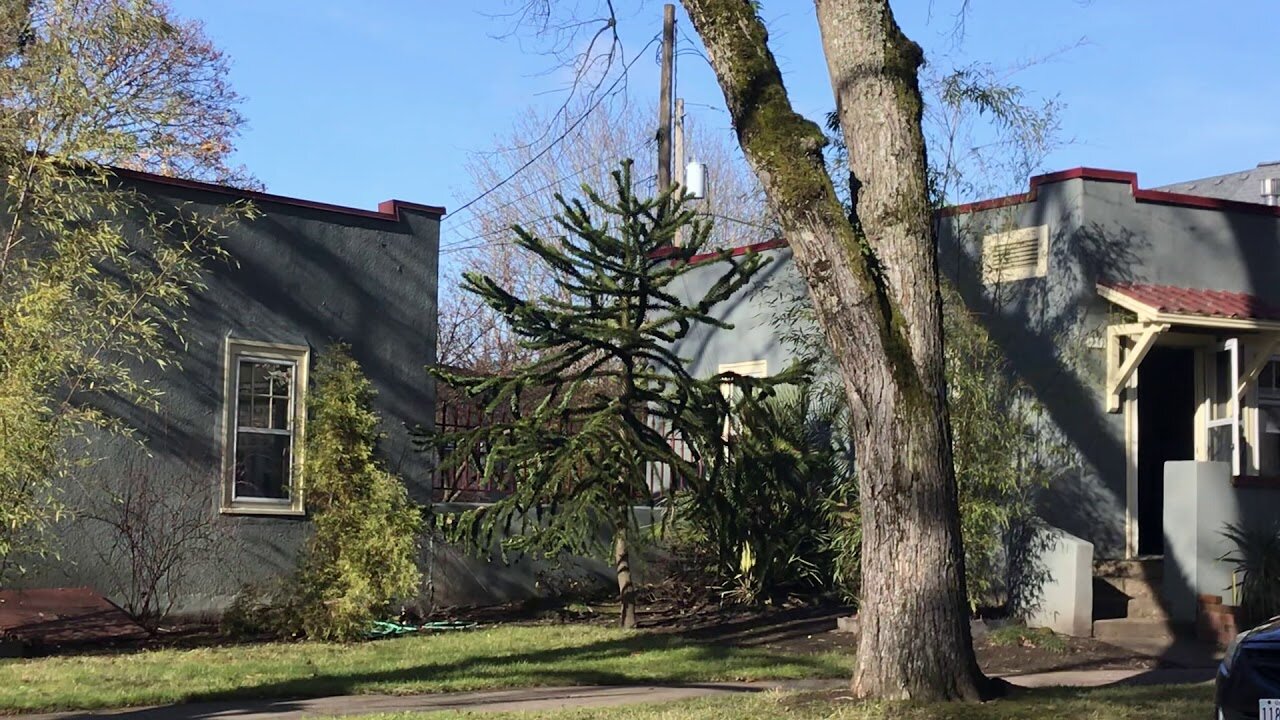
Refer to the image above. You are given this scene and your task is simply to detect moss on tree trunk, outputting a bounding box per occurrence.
[682,0,989,700]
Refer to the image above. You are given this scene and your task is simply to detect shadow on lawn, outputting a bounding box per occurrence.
[56,633,842,717]
[666,604,850,646]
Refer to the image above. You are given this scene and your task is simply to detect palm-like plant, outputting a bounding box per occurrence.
[680,384,857,604]
[1221,522,1280,627]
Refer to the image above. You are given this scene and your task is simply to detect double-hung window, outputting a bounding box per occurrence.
[717,360,768,440]
[1256,359,1280,475]
[222,339,309,514]
[1207,339,1240,475]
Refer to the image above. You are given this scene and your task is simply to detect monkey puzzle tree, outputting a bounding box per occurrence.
[433,160,763,628]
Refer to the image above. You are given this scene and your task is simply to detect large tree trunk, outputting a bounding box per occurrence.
[614,524,637,629]
[682,0,987,700]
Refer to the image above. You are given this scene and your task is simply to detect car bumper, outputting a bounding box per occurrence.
[1218,662,1280,720]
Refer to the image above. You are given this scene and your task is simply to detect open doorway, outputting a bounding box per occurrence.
[1136,346,1196,556]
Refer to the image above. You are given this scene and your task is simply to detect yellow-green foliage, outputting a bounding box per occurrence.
[293,345,423,641]
[942,285,1054,611]
[0,0,250,577]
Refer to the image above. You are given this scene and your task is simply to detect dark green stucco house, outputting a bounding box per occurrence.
[13,168,443,616]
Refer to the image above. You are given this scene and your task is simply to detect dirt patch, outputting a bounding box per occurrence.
[975,632,1161,675]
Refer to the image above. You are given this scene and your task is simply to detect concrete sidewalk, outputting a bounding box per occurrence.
[1000,666,1216,688]
[13,681,838,720]
[13,669,1215,720]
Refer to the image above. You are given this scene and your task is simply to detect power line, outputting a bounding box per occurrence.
[702,211,775,231]
[441,174,659,254]
[444,33,661,224]
[440,212,561,256]
[443,136,655,242]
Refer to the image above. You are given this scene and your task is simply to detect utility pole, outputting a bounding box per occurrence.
[673,97,685,194]
[657,3,675,194]
[673,97,685,245]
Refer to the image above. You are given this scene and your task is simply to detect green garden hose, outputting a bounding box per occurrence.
[366,620,478,638]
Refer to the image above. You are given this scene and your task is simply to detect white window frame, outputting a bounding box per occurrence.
[221,338,309,515]
[717,360,768,439]
[1206,339,1241,476]
[1249,355,1280,477]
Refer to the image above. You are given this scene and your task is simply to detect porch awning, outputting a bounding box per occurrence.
[1097,282,1280,412]
[1097,281,1280,331]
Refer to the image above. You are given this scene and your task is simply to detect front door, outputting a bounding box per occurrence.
[1136,347,1196,556]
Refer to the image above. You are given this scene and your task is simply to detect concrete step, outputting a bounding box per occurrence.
[1092,618,1178,644]
[1095,558,1164,582]
[1094,575,1173,621]
[1097,575,1163,602]
[1126,596,1172,620]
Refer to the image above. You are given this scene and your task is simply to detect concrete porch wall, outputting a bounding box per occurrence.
[1163,460,1280,623]
[1026,524,1094,637]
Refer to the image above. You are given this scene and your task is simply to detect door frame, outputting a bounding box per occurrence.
[1123,333,1215,558]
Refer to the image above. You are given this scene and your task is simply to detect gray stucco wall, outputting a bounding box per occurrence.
[13,176,441,616]
[1081,179,1280,300]
[1162,461,1280,622]
[670,246,802,380]
[672,182,1126,554]
[937,179,1131,556]
[652,174,1280,569]
[670,175,1280,561]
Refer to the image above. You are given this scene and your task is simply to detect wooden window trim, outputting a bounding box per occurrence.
[220,338,310,516]
[717,360,768,378]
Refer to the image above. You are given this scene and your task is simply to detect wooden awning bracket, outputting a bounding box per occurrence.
[1105,323,1170,413]
[1238,333,1280,402]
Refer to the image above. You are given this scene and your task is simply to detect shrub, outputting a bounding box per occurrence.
[291,345,423,641]
[220,582,293,639]
[760,275,1054,613]
[78,452,224,631]
[1222,522,1280,628]
[943,285,1055,612]
[678,386,857,605]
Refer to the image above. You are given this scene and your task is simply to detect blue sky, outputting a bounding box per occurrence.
[168,1,1279,247]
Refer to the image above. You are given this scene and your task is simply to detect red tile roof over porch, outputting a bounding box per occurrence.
[1099,282,1280,322]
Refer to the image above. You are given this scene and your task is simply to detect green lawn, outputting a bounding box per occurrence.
[348,684,1214,720]
[0,625,850,714]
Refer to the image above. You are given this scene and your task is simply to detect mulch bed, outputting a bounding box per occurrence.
[974,633,1161,675]
[0,588,147,655]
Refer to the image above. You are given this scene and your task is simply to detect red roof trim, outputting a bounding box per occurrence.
[651,238,787,265]
[938,168,1124,216]
[660,167,1280,261]
[687,238,787,264]
[940,167,1280,218]
[111,167,446,222]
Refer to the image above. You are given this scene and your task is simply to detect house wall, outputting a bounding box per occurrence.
[13,175,442,616]
[1081,179,1280,299]
[670,245,802,380]
[1162,461,1280,623]
[671,180,1124,553]
[937,178,1129,556]
[674,173,1280,567]
[1065,178,1280,559]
